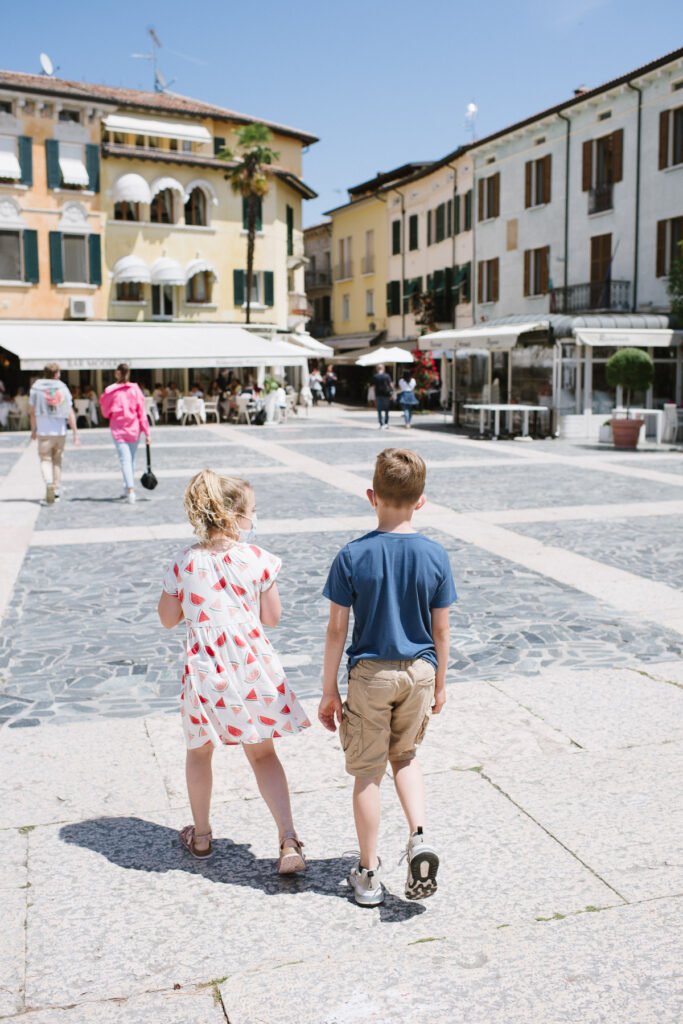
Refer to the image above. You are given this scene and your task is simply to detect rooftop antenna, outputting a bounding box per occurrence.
[465,101,478,142]
[130,27,175,92]
[39,52,55,77]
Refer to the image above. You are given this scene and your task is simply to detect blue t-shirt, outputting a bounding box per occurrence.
[323,531,457,669]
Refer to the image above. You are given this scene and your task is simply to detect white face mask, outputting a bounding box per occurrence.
[238,512,257,544]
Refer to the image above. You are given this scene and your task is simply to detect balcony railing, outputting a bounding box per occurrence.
[361,254,375,274]
[335,262,353,281]
[589,183,613,214]
[550,279,631,314]
[288,292,311,316]
[304,269,331,289]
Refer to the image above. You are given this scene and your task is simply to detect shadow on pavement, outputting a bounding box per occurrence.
[60,816,425,923]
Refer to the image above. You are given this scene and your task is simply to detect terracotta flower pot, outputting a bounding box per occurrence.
[610,417,644,450]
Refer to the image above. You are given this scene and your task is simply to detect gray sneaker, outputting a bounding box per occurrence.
[403,828,439,901]
[348,858,384,906]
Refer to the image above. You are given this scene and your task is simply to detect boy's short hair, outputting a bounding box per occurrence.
[373,448,426,506]
[43,362,60,379]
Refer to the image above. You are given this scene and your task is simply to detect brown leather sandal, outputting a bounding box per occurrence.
[179,825,214,860]
[277,832,306,874]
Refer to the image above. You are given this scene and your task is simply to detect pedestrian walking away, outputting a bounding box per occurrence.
[309,367,324,405]
[29,362,79,504]
[318,448,457,905]
[323,364,338,405]
[398,369,419,428]
[158,469,311,872]
[99,363,151,505]
[372,363,393,429]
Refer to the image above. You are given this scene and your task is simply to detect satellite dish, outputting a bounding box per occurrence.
[39,52,54,76]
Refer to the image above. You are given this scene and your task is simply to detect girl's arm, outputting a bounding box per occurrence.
[158,591,183,628]
[260,582,281,628]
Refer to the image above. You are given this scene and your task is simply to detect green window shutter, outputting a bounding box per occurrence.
[454,195,461,235]
[256,197,263,232]
[18,136,33,186]
[88,234,102,285]
[434,269,445,293]
[49,231,63,284]
[427,211,432,246]
[409,214,418,250]
[435,204,445,242]
[45,140,61,189]
[86,144,100,192]
[233,269,245,305]
[286,205,294,256]
[387,280,401,316]
[264,270,274,306]
[402,278,411,314]
[392,219,401,255]
[462,262,471,302]
[213,136,226,156]
[23,229,39,283]
[427,273,433,293]
[447,200,452,238]
[465,190,472,231]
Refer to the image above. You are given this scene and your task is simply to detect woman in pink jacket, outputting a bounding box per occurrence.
[100,363,151,505]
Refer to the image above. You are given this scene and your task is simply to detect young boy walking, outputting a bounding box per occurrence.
[318,448,456,906]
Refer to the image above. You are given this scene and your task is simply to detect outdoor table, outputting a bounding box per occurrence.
[611,407,664,445]
[74,398,98,427]
[464,403,550,439]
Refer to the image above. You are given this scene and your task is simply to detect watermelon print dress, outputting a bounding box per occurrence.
[162,542,311,749]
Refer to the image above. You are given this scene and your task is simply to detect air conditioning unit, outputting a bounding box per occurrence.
[69,296,94,319]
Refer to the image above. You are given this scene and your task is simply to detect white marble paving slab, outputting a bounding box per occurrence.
[492,667,683,749]
[0,887,25,1017]
[6,988,226,1023]
[485,742,683,902]
[0,720,169,828]
[220,897,683,1024]
[24,771,613,1007]
[0,828,27,890]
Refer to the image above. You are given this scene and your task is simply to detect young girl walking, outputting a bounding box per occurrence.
[158,469,311,872]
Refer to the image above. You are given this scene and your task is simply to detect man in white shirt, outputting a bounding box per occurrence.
[29,362,79,504]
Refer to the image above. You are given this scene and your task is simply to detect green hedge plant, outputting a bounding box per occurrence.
[606,348,654,414]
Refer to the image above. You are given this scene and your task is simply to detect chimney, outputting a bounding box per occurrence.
[574,85,589,96]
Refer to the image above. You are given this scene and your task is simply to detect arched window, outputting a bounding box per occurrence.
[186,270,213,304]
[150,188,174,224]
[114,201,140,222]
[184,187,207,227]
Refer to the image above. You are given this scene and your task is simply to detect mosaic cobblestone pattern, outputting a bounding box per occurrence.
[426,463,683,512]
[277,438,514,466]
[2,526,681,729]
[508,514,683,590]
[0,450,22,477]
[66,443,281,472]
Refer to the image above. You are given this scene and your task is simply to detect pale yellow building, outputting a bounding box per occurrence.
[325,164,429,351]
[0,70,317,386]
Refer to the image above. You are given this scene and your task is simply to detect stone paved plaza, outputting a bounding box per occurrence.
[1,407,683,1022]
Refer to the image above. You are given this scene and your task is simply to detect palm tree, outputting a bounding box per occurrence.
[219,124,279,324]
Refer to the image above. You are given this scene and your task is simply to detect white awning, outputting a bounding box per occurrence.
[150,258,185,286]
[185,259,218,283]
[284,332,334,357]
[356,345,415,366]
[112,173,152,205]
[150,176,186,200]
[419,321,548,352]
[0,137,21,180]
[574,328,683,348]
[58,143,89,187]
[0,321,309,371]
[185,178,218,206]
[112,256,151,285]
[103,113,212,144]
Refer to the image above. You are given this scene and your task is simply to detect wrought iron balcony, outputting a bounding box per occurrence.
[304,269,331,289]
[589,183,613,214]
[361,254,375,274]
[550,279,631,314]
[334,261,353,281]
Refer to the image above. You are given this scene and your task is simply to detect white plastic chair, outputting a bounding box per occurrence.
[75,398,93,427]
[181,396,203,425]
[204,399,219,423]
[662,404,678,443]
[162,397,177,423]
[145,396,159,425]
[235,394,253,425]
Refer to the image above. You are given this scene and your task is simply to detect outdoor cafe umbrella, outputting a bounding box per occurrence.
[355,346,415,386]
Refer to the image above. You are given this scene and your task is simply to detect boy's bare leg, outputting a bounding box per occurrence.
[353,773,384,869]
[243,739,296,838]
[186,744,214,850]
[391,757,426,834]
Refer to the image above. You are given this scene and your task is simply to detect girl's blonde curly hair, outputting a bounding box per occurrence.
[183,469,252,544]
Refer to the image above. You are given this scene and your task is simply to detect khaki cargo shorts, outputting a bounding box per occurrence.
[340,658,436,777]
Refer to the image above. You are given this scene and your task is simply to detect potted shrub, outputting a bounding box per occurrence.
[606,348,654,450]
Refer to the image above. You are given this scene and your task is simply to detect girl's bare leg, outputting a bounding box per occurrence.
[186,743,214,850]
[243,739,296,837]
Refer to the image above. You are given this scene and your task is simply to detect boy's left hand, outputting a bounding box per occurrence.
[318,693,343,732]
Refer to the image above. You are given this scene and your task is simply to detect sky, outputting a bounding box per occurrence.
[4,0,682,225]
